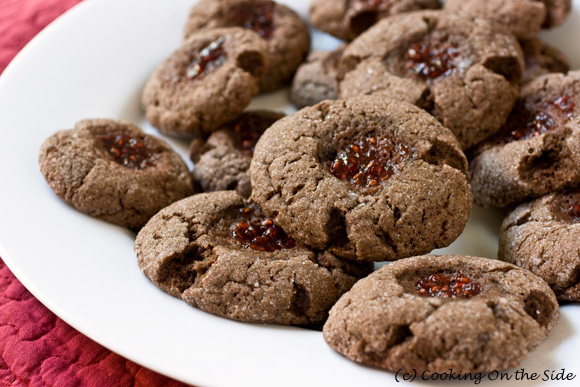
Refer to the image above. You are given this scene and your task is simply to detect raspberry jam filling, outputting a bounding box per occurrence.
[329,135,409,188]
[228,114,278,157]
[186,37,227,81]
[555,194,580,222]
[416,273,482,299]
[100,134,155,170]
[566,203,580,221]
[501,95,576,143]
[405,38,460,80]
[229,2,275,40]
[232,207,296,252]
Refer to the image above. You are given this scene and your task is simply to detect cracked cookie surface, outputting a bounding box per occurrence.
[184,0,310,93]
[142,27,269,136]
[469,71,580,208]
[250,96,472,262]
[337,10,523,150]
[134,191,372,325]
[499,192,580,301]
[190,110,284,198]
[38,119,194,230]
[323,255,559,373]
[309,0,440,42]
[445,0,572,40]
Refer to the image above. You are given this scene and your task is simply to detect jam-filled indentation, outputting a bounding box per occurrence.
[328,135,409,189]
[229,2,275,40]
[186,37,227,81]
[232,207,296,252]
[416,273,482,299]
[227,114,278,157]
[100,134,155,170]
[566,202,580,221]
[500,95,576,143]
[405,37,460,80]
[554,194,580,223]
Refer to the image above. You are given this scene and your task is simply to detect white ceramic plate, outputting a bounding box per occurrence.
[1,1,579,386]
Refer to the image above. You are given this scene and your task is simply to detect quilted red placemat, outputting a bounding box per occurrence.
[0,0,191,385]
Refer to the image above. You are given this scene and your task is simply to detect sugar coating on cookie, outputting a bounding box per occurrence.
[445,0,572,40]
[250,96,472,262]
[470,71,580,208]
[134,191,372,325]
[337,11,524,150]
[142,27,269,136]
[189,110,285,198]
[309,0,440,42]
[323,255,559,373]
[521,38,570,85]
[39,119,194,230]
[290,47,344,109]
[500,192,580,301]
[184,0,310,93]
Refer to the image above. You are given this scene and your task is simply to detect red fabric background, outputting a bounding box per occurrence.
[0,0,191,385]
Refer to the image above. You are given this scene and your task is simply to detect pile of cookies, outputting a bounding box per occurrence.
[38,0,579,376]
